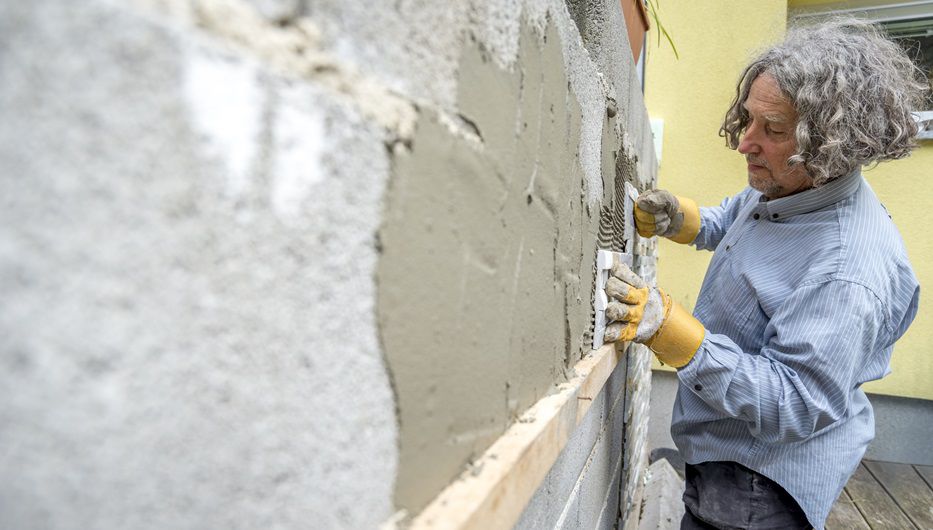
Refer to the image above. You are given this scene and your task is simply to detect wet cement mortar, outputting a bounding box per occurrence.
[378,17,628,513]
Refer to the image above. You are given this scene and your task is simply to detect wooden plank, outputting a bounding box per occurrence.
[915,464,933,490]
[826,488,869,530]
[845,463,916,530]
[407,342,625,530]
[865,460,933,530]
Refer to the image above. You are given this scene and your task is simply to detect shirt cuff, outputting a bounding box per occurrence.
[693,207,719,250]
[675,331,742,398]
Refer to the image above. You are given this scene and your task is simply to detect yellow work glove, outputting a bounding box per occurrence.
[634,190,701,244]
[603,261,705,368]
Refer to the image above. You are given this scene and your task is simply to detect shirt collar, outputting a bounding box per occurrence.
[756,170,862,220]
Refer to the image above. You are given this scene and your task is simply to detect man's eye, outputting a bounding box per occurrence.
[766,126,785,135]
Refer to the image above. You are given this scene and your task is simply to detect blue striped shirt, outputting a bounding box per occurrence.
[670,170,920,529]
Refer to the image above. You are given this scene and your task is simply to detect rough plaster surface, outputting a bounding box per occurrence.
[0,1,396,528]
[224,0,633,204]
[567,0,657,206]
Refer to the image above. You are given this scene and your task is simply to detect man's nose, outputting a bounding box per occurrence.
[737,130,759,155]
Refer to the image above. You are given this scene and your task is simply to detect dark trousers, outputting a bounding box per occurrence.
[680,461,812,530]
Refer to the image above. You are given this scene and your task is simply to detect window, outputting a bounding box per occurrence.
[883,16,933,138]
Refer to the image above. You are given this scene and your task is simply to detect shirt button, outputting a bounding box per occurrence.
[694,384,703,391]
[753,213,760,220]
[772,213,779,219]
[725,245,730,250]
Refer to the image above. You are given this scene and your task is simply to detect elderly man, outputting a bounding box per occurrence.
[604,19,927,530]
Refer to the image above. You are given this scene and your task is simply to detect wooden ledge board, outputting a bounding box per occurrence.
[408,342,625,530]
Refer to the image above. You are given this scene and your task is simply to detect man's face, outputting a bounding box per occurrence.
[737,73,812,199]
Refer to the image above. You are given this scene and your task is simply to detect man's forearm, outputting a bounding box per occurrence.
[676,331,852,444]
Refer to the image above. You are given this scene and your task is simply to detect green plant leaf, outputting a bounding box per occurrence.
[645,0,679,59]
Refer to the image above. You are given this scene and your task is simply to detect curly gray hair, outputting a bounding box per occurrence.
[720,18,930,186]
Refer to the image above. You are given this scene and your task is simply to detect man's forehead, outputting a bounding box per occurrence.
[742,102,792,123]
[744,74,797,121]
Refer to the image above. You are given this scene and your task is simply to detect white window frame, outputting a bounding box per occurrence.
[915,111,933,139]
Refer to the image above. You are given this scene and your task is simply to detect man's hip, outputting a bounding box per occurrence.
[681,461,811,530]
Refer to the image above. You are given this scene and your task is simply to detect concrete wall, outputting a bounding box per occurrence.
[0,2,397,528]
[0,0,657,527]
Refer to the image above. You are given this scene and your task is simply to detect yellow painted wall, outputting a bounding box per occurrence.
[643,0,933,400]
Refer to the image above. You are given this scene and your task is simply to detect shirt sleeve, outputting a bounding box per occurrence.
[692,188,756,251]
[677,279,891,444]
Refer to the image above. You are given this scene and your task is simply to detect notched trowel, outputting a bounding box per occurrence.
[592,182,640,350]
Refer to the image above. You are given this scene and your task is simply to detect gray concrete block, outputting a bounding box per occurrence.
[554,386,627,530]
[594,456,624,530]
[648,369,679,457]
[515,355,628,530]
[638,459,685,530]
[519,344,654,530]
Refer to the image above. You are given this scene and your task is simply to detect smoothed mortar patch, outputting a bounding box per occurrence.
[377,18,604,514]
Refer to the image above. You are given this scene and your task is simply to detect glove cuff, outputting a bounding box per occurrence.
[670,196,701,244]
[644,290,704,368]
[633,203,655,239]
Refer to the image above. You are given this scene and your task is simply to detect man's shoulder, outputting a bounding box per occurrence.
[832,184,916,306]
[774,182,914,298]
[837,183,910,266]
